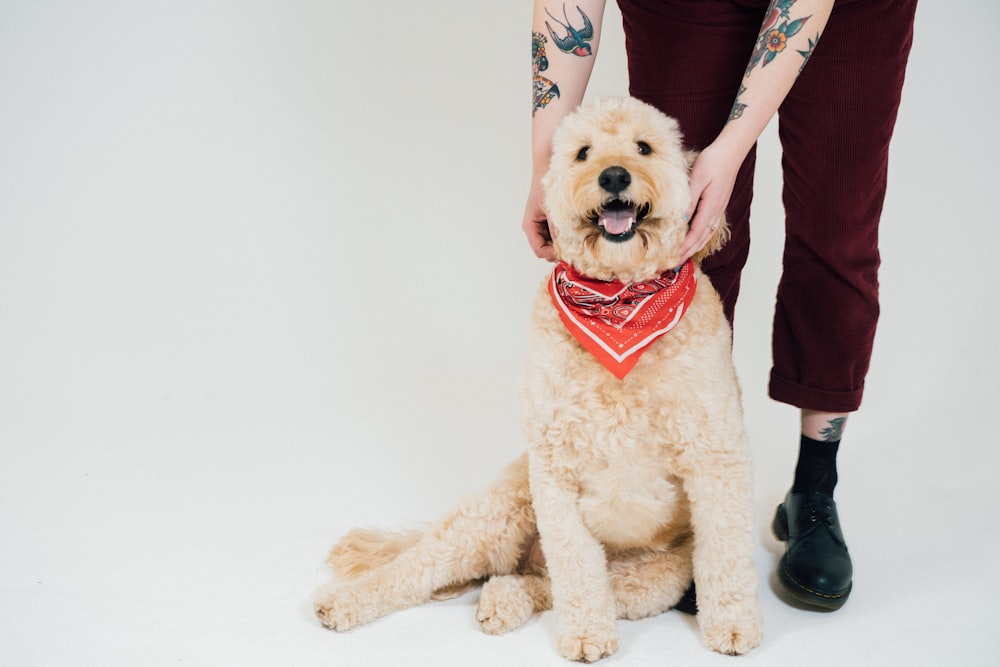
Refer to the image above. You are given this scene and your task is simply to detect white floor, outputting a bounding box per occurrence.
[2,2,998,666]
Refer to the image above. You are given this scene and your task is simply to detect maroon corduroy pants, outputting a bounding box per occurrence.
[618,0,917,412]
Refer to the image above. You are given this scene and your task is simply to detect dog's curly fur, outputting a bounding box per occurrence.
[313,97,763,660]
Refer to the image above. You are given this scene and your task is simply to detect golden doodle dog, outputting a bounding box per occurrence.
[313,96,763,660]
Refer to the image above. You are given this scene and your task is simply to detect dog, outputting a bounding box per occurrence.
[313,96,763,661]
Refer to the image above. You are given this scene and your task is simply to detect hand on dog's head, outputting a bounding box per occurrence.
[543,97,728,283]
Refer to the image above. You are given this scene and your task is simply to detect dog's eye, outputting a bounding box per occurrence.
[575,146,590,161]
[637,141,652,155]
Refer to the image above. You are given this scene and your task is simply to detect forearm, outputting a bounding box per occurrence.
[530,0,607,174]
[716,0,834,159]
[679,0,834,261]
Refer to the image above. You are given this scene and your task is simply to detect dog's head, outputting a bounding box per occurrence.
[543,97,727,283]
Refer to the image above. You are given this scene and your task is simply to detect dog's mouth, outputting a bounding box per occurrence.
[588,199,651,242]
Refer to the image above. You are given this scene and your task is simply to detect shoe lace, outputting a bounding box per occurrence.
[805,493,836,528]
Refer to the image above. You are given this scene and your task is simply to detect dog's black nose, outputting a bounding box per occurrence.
[598,166,631,194]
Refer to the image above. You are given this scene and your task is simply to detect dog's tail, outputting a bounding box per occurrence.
[326,526,424,580]
[327,526,484,600]
[322,453,537,600]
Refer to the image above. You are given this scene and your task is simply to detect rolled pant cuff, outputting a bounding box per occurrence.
[768,370,863,413]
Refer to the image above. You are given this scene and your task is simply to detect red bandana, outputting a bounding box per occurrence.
[548,260,697,379]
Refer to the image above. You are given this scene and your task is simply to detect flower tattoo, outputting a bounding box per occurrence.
[765,28,788,54]
[745,0,810,75]
[729,0,821,125]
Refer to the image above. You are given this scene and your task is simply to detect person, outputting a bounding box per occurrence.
[524,0,917,610]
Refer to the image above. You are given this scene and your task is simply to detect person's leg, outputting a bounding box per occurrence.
[618,0,768,323]
[795,410,846,493]
[772,0,917,412]
[771,0,918,610]
[773,409,853,609]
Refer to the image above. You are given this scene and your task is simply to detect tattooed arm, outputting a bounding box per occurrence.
[524,0,607,260]
[678,0,834,264]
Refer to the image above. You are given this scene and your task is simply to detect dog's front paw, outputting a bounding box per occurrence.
[313,582,370,631]
[556,618,619,663]
[477,576,538,635]
[699,609,763,656]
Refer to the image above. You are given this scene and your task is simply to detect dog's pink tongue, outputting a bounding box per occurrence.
[599,208,636,235]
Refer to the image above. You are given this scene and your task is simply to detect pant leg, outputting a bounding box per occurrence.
[769,0,918,412]
[618,0,767,323]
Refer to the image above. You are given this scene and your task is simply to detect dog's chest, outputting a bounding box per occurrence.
[521,281,732,548]
[576,453,684,548]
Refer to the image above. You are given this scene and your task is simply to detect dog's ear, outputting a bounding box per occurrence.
[691,215,730,265]
[683,148,697,171]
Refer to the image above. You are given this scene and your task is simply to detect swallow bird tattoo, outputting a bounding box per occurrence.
[545,4,594,57]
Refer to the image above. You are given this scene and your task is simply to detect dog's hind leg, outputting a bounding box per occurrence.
[474,532,695,634]
[477,572,552,634]
[607,534,694,620]
[314,453,536,631]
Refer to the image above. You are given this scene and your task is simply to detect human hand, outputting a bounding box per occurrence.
[678,141,743,264]
[522,179,557,261]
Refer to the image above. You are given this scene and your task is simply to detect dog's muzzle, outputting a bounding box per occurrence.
[591,166,650,242]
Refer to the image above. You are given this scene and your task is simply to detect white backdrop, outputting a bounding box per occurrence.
[1,2,998,666]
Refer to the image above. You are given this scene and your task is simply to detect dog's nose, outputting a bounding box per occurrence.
[598,166,631,194]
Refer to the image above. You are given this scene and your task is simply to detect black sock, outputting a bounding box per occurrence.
[791,435,839,496]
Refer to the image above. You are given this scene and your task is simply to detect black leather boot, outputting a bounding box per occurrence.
[673,582,697,615]
[773,491,853,610]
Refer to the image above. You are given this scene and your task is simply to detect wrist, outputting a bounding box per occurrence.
[531,152,551,179]
[711,121,761,163]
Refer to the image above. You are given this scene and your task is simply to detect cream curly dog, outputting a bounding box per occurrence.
[313,96,763,660]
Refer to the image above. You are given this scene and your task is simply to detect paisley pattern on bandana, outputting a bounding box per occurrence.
[548,260,697,379]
